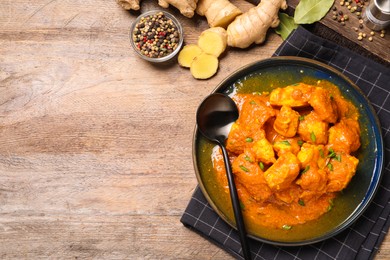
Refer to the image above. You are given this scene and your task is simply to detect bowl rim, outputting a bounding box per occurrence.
[192,56,384,246]
[129,9,184,63]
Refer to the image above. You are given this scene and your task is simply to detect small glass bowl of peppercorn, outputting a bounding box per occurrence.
[130,10,184,63]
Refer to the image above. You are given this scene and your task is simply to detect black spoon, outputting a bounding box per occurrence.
[196,93,252,260]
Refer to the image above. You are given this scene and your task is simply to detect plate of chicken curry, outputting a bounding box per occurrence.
[193,57,383,245]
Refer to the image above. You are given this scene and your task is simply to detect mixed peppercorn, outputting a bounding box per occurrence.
[132,11,180,59]
[331,0,386,42]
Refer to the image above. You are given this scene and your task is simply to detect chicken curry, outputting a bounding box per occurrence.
[212,81,361,230]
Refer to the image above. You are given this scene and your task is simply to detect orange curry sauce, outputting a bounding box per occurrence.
[212,81,361,230]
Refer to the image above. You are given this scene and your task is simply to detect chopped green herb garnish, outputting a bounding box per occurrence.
[327,163,334,171]
[279,140,291,146]
[327,199,334,211]
[259,162,265,171]
[245,137,253,143]
[301,165,310,174]
[250,100,257,105]
[335,154,341,162]
[240,165,249,172]
[298,199,305,206]
[297,140,304,147]
[299,115,305,121]
[240,201,245,210]
[327,148,336,158]
[282,224,292,230]
[244,155,252,162]
[310,132,316,142]
[319,149,325,158]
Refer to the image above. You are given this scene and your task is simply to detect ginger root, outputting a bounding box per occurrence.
[117,0,141,10]
[178,27,227,79]
[158,0,199,18]
[178,44,203,68]
[197,27,227,57]
[196,0,242,28]
[190,53,219,80]
[227,0,288,48]
[117,0,198,18]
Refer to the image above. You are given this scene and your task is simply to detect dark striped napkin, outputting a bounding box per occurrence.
[181,26,390,260]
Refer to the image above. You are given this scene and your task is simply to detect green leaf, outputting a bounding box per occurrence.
[294,0,335,24]
[275,12,298,40]
[298,199,305,206]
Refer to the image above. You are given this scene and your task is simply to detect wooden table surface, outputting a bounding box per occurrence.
[0,1,388,259]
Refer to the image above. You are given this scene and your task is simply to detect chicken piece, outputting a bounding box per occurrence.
[273,105,300,137]
[232,151,272,202]
[269,83,314,107]
[273,136,301,157]
[334,95,359,121]
[238,95,276,129]
[327,153,359,192]
[274,183,302,204]
[328,118,361,154]
[264,152,300,191]
[296,163,328,202]
[296,163,327,192]
[251,137,276,164]
[308,87,338,123]
[297,111,328,145]
[226,123,248,155]
[226,124,265,155]
[297,143,326,168]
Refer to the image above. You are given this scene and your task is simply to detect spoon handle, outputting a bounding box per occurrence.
[220,144,252,260]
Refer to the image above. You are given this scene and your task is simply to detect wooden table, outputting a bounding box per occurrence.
[0,1,388,258]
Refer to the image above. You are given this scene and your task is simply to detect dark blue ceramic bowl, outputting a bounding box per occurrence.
[193,56,384,246]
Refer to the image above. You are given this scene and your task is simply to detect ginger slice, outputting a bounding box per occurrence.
[178,44,203,68]
[190,53,219,79]
[197,27,227,58]
[196,0,242,28]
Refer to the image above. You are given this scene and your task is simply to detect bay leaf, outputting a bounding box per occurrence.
[294,0,334,24]
[275,12,298,40]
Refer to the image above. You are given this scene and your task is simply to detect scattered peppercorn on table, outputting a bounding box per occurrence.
[0,0,388,259]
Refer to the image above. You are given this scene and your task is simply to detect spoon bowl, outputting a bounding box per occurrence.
[196,93,252,260]
[196,93,239,144]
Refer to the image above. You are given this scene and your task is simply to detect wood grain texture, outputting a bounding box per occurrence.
[0,0,388,259]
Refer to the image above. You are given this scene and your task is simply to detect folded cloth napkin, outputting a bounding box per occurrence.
[181,26,390,260]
